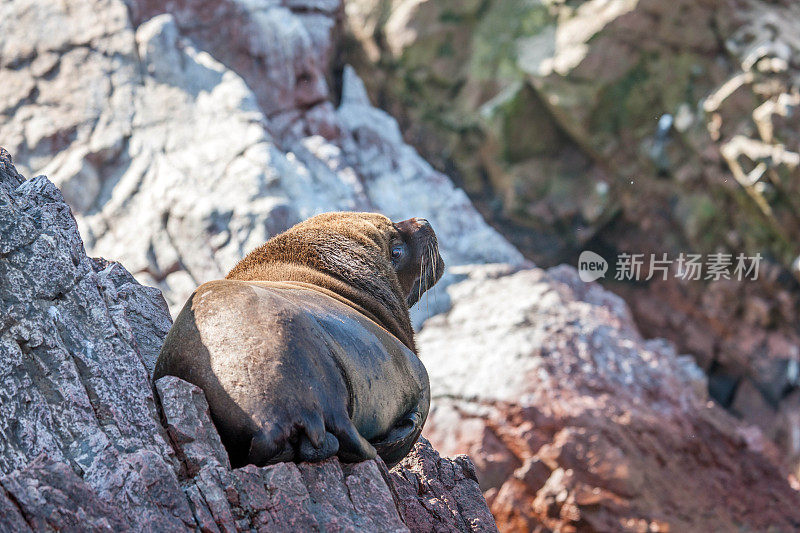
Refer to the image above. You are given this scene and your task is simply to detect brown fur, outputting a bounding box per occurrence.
[226,212,418,351]
[156,212,443,467]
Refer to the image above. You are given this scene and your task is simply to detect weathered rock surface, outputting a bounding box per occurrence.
[0,0,521,320]
[391,438,498,533]
[418,264,800,532]
[0,148,496,531]
[5,0,800,532]
[344,0,800,477]
[0,147,184,528]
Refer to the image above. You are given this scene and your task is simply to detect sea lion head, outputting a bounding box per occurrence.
[226,212,444,351]
[392,216,445,307]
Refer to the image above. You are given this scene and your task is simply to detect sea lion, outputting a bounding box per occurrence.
[154,212,444,468]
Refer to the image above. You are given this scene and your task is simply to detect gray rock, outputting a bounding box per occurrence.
[418,263,704,405]
[0,457,129,533]
[1,0,521,318]
[155,376,231,476]
[0,146,190,528]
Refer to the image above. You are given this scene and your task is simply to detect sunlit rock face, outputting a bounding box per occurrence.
[343,0,800,267]
[0,0,522,315]
[343,0,800,478]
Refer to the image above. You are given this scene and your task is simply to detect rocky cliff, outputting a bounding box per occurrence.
[3,0,800,532]
[343,0,800,480]
[0,148,496,531]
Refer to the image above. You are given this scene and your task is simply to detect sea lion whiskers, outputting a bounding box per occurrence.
[432,243,437,306]
[417,247,424,308]
[425,242,433,314]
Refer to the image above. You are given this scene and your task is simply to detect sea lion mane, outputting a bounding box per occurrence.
[226,211,427,351]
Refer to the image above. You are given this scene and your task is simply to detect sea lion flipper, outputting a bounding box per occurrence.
[370,407,424,469]
[298,432,339,462]
[303,410,326,449]
[249,413,376,465]
[247,425,292,466]
[333,419,377,462]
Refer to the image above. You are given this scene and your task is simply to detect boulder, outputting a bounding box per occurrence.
[418,264,800,531]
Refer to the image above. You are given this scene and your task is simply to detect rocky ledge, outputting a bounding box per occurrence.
[0,148,496,532]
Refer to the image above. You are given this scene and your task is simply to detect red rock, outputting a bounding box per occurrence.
[419,265,800,532]
[390,438,499,533]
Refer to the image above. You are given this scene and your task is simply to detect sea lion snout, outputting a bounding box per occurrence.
[395,217,444,308]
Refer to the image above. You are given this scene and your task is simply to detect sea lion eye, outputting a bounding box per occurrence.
[390,243,406,267]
